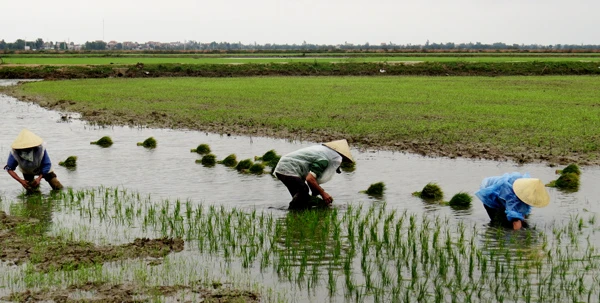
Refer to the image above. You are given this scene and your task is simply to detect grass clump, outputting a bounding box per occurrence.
[361,182,385,196]
[235,159,253,172]
[137,137,157,148]
[448,192,472,207]
[217,154,238,167]
[196,154,216,167]
[191,144,211,155]
[249,163,266,175]
[58,156,77,169]
[90,136,113,147]
[413,182,444,201]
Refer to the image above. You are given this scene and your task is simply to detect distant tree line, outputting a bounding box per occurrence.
[1,38,600,52]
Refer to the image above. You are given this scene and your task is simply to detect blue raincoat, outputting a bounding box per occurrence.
[475,172,532,222]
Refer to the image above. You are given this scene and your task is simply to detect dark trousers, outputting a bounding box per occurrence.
[23,172,61,190]
[275,173,311,210]
[484,205,528,229]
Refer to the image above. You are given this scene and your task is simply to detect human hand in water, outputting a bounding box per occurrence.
[322,192,333,205]
[30,178,41,188]
[512,220,522,230]
[19,179,30,190]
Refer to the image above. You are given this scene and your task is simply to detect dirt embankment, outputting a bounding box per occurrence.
[1,61,600,79]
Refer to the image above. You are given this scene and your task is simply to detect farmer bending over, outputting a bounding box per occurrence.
[4,129,63,192]
[475,172,549,230]
[273,139,354,210]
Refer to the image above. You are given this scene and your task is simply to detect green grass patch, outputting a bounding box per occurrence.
[4,76,600,164]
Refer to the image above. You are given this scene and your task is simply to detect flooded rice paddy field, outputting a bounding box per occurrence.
[1,79,600,302]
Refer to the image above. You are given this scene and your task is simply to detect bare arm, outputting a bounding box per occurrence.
[305,173,333,204]
[7,169,31,190]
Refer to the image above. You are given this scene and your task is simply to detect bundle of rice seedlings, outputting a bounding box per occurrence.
[548,163,581,190]
[218,154,238,167]
[554,172,580,190]
[58,156,77,169]
[249,163,266,175]
[256,150,278,162]
[413,182,444,200]
[235,159,253,172]
[191,144,211,155]
[90,136,113,147]
[340,161,356,172]
[362,182,385,196]
[196,154,216,167]
[448,192,472,207]
[137,137,157,148]
[256,150,281,171]
[556,163,581,176]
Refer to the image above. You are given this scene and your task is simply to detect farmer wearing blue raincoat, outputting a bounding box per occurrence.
[273,139,354,210]
[475,172,549,230]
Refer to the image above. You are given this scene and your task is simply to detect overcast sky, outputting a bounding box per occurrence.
[2,0,599,45]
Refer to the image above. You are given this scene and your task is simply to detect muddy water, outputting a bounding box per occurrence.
[1,80,598,229]
[2,79,600,302]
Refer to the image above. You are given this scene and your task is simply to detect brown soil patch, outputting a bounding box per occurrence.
[0,211,183,272]
[2,281,260,303]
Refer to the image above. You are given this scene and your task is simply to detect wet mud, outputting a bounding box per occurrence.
[2,281,260,303]
[0,211,183,272]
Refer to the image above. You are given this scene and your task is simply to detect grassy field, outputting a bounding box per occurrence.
[2,55,600,65]
[4,76,599,165]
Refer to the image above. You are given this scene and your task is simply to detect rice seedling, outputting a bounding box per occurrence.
[255,150,278,162]
[196,154,217,167]
[4,185,600,303]
[548,163,581,190]
[448,192,473,207]
[90,136,113,147]
[217,154,238,167]
[190,143,211,154]
[556,163,581,176]
[339,161,356,172]
[555,173,580,190]
[361,182,385,196]
[58,156,77,169]
[235,159,253,172]
[249,163,265,175]
[413,182,444,200]
[136,137,157,148]
[547,172,580,190]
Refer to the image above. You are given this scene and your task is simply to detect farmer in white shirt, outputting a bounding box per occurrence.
[273,139,354,210]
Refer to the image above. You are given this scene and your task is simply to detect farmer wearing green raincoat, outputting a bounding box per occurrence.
[273,139,354,210]
[4,129,63,192]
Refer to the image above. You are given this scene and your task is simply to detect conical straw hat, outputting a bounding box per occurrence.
[11,129,43,149]
[513,178,550,208]
[323,139,354,163]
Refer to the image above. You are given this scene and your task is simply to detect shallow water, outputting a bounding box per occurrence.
[1,79,600,302]
[1,79,597,228]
